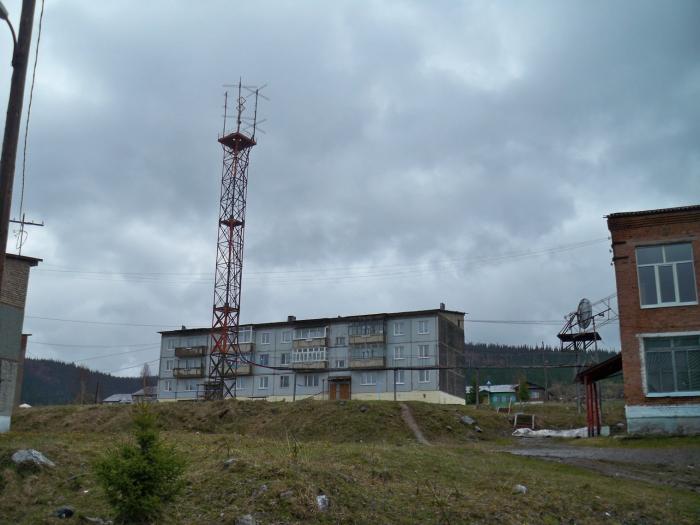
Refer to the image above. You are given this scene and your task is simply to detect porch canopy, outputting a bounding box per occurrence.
[575,353,622,437]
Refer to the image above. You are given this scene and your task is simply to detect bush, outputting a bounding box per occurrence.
[517,378,530,402]
[94,404,185,523]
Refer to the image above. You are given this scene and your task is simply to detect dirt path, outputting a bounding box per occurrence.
[399,403,430,445]
[506,439,700,492]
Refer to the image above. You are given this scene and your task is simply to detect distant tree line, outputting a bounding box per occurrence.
[20,358,154,406]
[463,342,620,387]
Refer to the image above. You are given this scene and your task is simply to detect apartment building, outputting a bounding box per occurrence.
[608,205,700,434]
[157,304,466,404]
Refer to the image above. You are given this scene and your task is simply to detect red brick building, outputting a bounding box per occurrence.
[607,205,700,434]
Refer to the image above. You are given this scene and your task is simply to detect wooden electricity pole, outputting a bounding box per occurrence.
[0,0,36,291]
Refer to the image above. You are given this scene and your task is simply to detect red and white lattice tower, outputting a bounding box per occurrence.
[204,81,261,400]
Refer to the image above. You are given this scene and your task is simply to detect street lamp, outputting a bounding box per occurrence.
[0,1,18,59]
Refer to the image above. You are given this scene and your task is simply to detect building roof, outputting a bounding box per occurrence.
[160,306,466,336]
[132,386,157,397]
[575,353,622,383]
[5,253,42,266]
[466,382,544,394]
[606,204,700,219]
[103,393,133,403]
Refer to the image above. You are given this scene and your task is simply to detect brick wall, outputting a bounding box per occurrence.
[0,258,30,309]
[608,209,700,406]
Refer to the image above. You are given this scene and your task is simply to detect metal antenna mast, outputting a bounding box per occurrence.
[203,80,263,400]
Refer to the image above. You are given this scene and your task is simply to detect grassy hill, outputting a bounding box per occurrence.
[2,400,696,524]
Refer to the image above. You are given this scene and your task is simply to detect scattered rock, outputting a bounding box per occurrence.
[446,425,453,432]
[80,517,113,524]
[252,484,268,498]
[512,484,527,495]
[236,514,256,525]
[223,458,237,469]
[359,405,369,413]
[12,449,55,468]
[279,490,294,499]
[316,493,330,511]
[460,415,476,425]
[54,506,75,519]
[474,426,483,433]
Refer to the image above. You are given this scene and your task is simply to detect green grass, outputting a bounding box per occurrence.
[2,400,696,524]
[567,435,700,448]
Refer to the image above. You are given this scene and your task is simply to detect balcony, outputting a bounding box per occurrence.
[293,337,328,349]
[350,349,386,369]
[237,342,254,353]
[349,333,385,345]
[291,348,328,369]
[174,346,206,358]
[222,364,252,377]
[173,367,204,379]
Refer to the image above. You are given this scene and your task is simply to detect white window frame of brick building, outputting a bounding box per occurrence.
[281,331,292,343]
[304,374,319,388]
[361,372,376,385]
[394,346,405,360]
[335,336,346,346]
[280,353,290,365]
[163,380,173,392]
[418,344,430,359]
[261,332,271,345]
[280,375,290,388]
[185,382,197,392]
[234,377,245,390]
[258,353,269,366]
[165,359,173,371]
[418,369,430,383]
[335,359,345,368]
[258,376,269,390]
[395,370,405,384]
[393,321,404,336]
[294,327,327,340]
[640,332,700,397]
[636,243,698,308]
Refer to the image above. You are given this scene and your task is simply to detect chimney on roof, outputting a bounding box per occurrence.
[287,315,296,323]
[181,325,186,330]
[439,302,445,311]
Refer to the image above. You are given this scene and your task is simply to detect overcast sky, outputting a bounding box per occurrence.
[1,1,698,376]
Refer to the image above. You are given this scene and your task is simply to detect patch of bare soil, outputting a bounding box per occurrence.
[506,438,700,492]
[399,403,430,445]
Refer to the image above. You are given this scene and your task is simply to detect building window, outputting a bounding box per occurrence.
[395,370,405,384]
[349,321,384,336]
[239,326,253,343]
[335,336,346,346]
[280,375,290,388]
[165,359,173,371]
[644,335,700,394]
[258,376,269,389]
[393,321,404,336]
[294,327,326,340]
[419,369,430,383]
[185,382,196,392]
[417,320,429,335]
[281,331,292,343]
[418,345,430,359]
[280,353,290,365]
[393,346,405,360]
[258,353,269,366]
[636,243,697,307]
[234,377,245,390]
[163,380,172,392]
[292,347,327,363]
[304,375,320,388]
[361,372,376,385]
[335,359,346,369]
[261,332,271,345]
[167,339,175,349]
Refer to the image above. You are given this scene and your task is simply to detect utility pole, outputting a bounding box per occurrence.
[0,0,36,291]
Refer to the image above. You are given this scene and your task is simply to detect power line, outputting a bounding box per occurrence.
[24,314,192,328]
[17,0,44,223]
[33,237,610,285]
[31,341,158,348]
[70,345,160,363]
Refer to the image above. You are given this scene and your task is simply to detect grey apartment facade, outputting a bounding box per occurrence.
[157,305,466,404]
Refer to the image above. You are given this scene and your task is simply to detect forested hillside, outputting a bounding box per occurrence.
[464,342,619,388]
[20,358,152,406]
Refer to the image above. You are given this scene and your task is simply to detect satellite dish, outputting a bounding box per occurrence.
[577,298,593,329]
